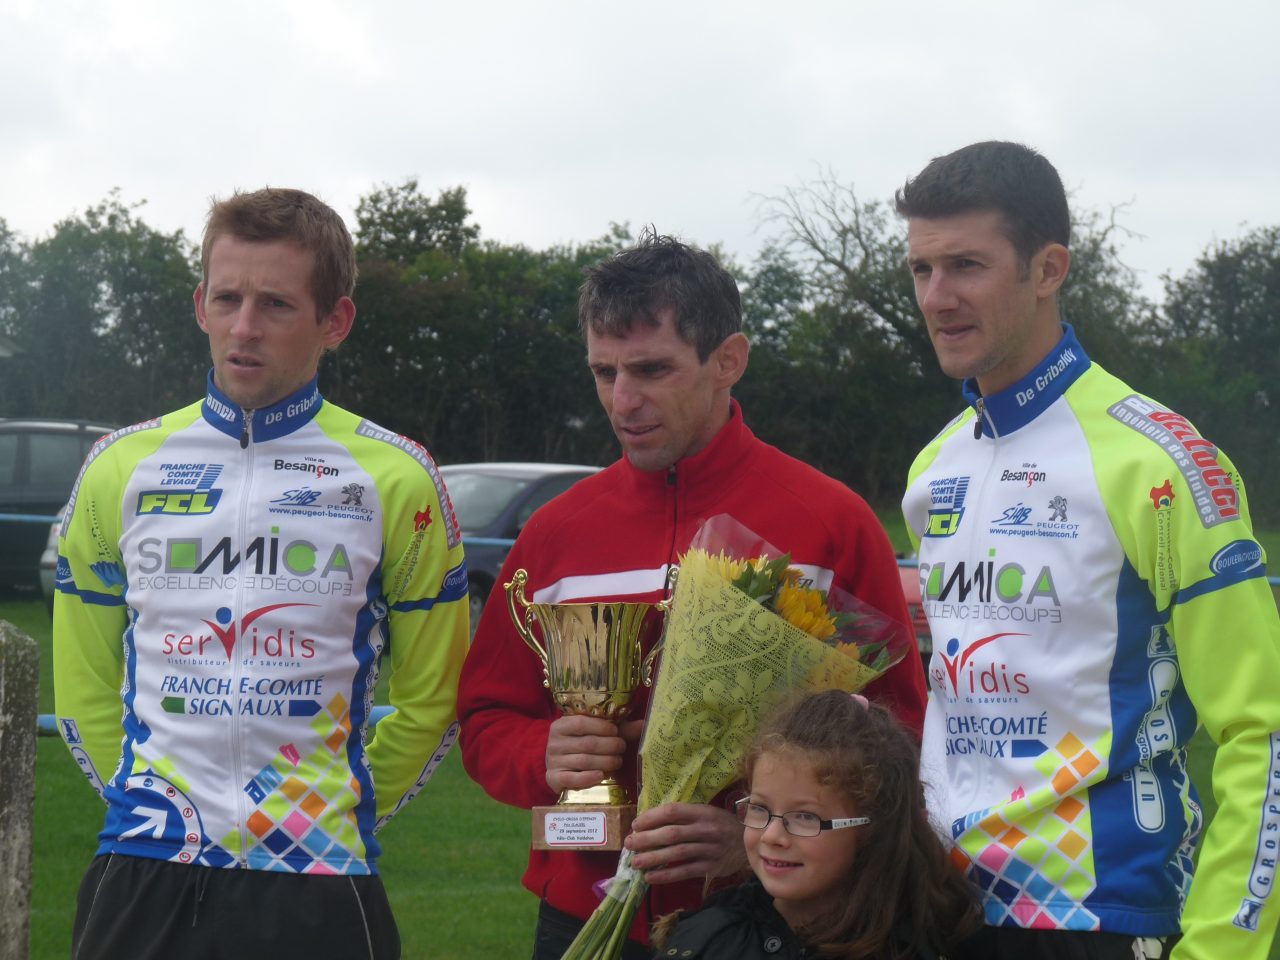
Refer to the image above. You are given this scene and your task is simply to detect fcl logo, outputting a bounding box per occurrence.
[925,476,969,538]
[137,464,225,516]
[137,490,222,515]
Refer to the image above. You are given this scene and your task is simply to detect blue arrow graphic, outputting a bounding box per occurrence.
[1011,739,1048,758]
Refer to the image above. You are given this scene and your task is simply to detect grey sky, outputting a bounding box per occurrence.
[2,0,1276,302]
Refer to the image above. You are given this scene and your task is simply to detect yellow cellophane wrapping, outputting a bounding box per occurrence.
[638,547,882,811]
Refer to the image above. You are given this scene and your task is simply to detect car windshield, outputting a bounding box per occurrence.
[442,471,532,532]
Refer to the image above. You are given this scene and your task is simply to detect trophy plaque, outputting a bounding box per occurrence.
[506,568,662,851]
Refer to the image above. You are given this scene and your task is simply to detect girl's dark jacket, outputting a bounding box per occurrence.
[652,879,945,960]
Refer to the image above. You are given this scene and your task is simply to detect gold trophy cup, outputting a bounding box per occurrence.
[506,568,663,851]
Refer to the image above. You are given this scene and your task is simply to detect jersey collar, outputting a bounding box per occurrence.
[961,324,1091,438]
[619,398,756,512]
[200,371,324,442]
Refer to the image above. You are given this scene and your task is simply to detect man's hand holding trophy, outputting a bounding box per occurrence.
[505,568,666,851]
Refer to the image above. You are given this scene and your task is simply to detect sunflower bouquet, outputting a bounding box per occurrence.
[560,514,909,959]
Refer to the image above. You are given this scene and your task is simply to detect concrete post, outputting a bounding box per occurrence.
[0,620,38,960]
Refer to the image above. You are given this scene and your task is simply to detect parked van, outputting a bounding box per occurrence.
[0,418,114,591]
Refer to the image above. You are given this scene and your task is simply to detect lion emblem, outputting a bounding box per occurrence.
[1047,496,1068,522]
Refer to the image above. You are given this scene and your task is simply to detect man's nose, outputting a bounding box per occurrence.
[612,372,644,413]
[230,302,262,340]
[919,272,958,314]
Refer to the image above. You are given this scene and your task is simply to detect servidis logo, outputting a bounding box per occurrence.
[137,463,225,516]
[925,476,969,538]
[934,631,1030,699]
[161,602,316,660]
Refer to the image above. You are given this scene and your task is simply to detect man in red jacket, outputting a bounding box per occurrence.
[457,229,927,959]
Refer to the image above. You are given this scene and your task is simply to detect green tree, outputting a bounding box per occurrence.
[1058,206,1159,392]
[326,248,473,449]
[452,231,627,464]
[0,218,32,411]
[340,179,625,466]
[331,180,481,449]
[0,195,201,423]
[355,179,479,264]
[90,197,204,414]
[746,175,956,503]
[8,211,121,418]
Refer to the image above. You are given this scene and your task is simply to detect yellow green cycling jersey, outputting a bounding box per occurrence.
[53,374,468,875]
[903,325,1280,958]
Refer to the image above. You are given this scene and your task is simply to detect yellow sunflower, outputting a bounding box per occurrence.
[775,582,838,641]
[701,550,748,583]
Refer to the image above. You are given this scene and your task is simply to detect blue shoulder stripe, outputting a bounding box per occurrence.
[390,561,469,612]
[57,581,127,607]
[1175,564,1268,606]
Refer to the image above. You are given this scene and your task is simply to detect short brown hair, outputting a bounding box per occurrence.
[201,188,357,318]
[577,228,741,362]
[895,141,1071,270]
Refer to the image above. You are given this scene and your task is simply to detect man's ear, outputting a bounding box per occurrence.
[713,332,750,389]
[321,297,356,349]
[194,283,209,333]
[1035,244,1071,298]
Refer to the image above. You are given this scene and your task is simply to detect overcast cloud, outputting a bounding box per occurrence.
[2,0,1276,301]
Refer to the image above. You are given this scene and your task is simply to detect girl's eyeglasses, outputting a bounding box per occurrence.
[735,798,871,837]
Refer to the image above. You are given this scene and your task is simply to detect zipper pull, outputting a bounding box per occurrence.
[667,465,677,486]
[973,398,986,439]
[240,411,251,449]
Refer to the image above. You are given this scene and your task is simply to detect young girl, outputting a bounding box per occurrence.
[652,690,978,959]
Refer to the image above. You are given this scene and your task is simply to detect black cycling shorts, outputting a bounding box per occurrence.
[71,853,400,960]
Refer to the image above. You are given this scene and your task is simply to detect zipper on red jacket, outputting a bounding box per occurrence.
[666,464,679,574]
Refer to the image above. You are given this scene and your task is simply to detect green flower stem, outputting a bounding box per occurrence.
[559,866,650,960]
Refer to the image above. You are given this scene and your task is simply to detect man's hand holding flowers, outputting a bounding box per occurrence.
[624,802,747,886]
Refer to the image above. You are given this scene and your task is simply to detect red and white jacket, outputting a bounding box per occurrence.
[457,401,926,943]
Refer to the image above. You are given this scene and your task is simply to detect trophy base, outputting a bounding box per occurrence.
[532,804,635,851]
